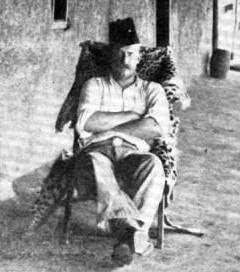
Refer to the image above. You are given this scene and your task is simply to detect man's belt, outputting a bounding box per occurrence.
[82,137,138,152]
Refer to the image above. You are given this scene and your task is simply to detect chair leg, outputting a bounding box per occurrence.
[62,190,73,244]
[156,198,165,249]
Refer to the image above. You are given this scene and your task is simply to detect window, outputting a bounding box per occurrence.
[51,0,69,29]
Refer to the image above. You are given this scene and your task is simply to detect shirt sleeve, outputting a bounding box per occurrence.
[144,82,171,136]
[75,78,102,138]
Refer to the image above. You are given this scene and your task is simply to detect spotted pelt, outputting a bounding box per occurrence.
[27,154,75,233]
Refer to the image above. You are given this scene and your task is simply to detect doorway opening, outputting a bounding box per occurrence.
[51,0,69,29]
[156,0,170,46]
[217,0,240,71]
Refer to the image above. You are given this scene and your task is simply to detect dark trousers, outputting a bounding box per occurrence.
[73,137,165,233]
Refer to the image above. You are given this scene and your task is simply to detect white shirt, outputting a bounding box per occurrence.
[76,75,171,151]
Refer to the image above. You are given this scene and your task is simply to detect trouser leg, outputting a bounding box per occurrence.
[87,151,141,229]
[117,152,165,233]
[74,141,165,248]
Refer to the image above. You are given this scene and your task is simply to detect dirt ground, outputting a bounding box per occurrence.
[0,71,240,272]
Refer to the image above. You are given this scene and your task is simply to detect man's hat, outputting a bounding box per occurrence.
[109,17,140,47]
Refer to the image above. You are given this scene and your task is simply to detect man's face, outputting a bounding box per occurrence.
[110,44,141,79]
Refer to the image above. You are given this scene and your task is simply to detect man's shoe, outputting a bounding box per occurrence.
[111,226,135,266]
[111,242,133,266]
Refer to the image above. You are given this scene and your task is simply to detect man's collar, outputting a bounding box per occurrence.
[109,73,141,88]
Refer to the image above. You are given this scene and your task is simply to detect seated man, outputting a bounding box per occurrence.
[74,17,171,265]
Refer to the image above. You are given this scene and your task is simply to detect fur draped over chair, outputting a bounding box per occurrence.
[27,40,191,235]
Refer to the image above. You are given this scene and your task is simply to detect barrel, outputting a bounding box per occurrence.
[210,49,230,79]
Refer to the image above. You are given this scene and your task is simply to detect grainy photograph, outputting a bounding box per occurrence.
[0,0,240,271]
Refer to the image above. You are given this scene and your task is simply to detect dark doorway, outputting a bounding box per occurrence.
[156,0,170,46]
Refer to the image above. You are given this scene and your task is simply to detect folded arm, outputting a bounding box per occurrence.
[84,111,141,132]
[111,116,162,139]
[76,78,170,140]
[84,111,162,139]
[108,82,171,139]
[75,79,140,135]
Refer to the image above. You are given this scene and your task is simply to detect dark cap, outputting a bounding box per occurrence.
[109,17,140,47]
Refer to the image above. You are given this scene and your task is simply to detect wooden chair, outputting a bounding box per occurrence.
[28,41,203,249]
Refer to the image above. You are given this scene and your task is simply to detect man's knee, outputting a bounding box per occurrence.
[123,152,164,177]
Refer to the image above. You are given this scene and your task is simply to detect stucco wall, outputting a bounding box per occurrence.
[0,0,156,184]
[0,0,213,191]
